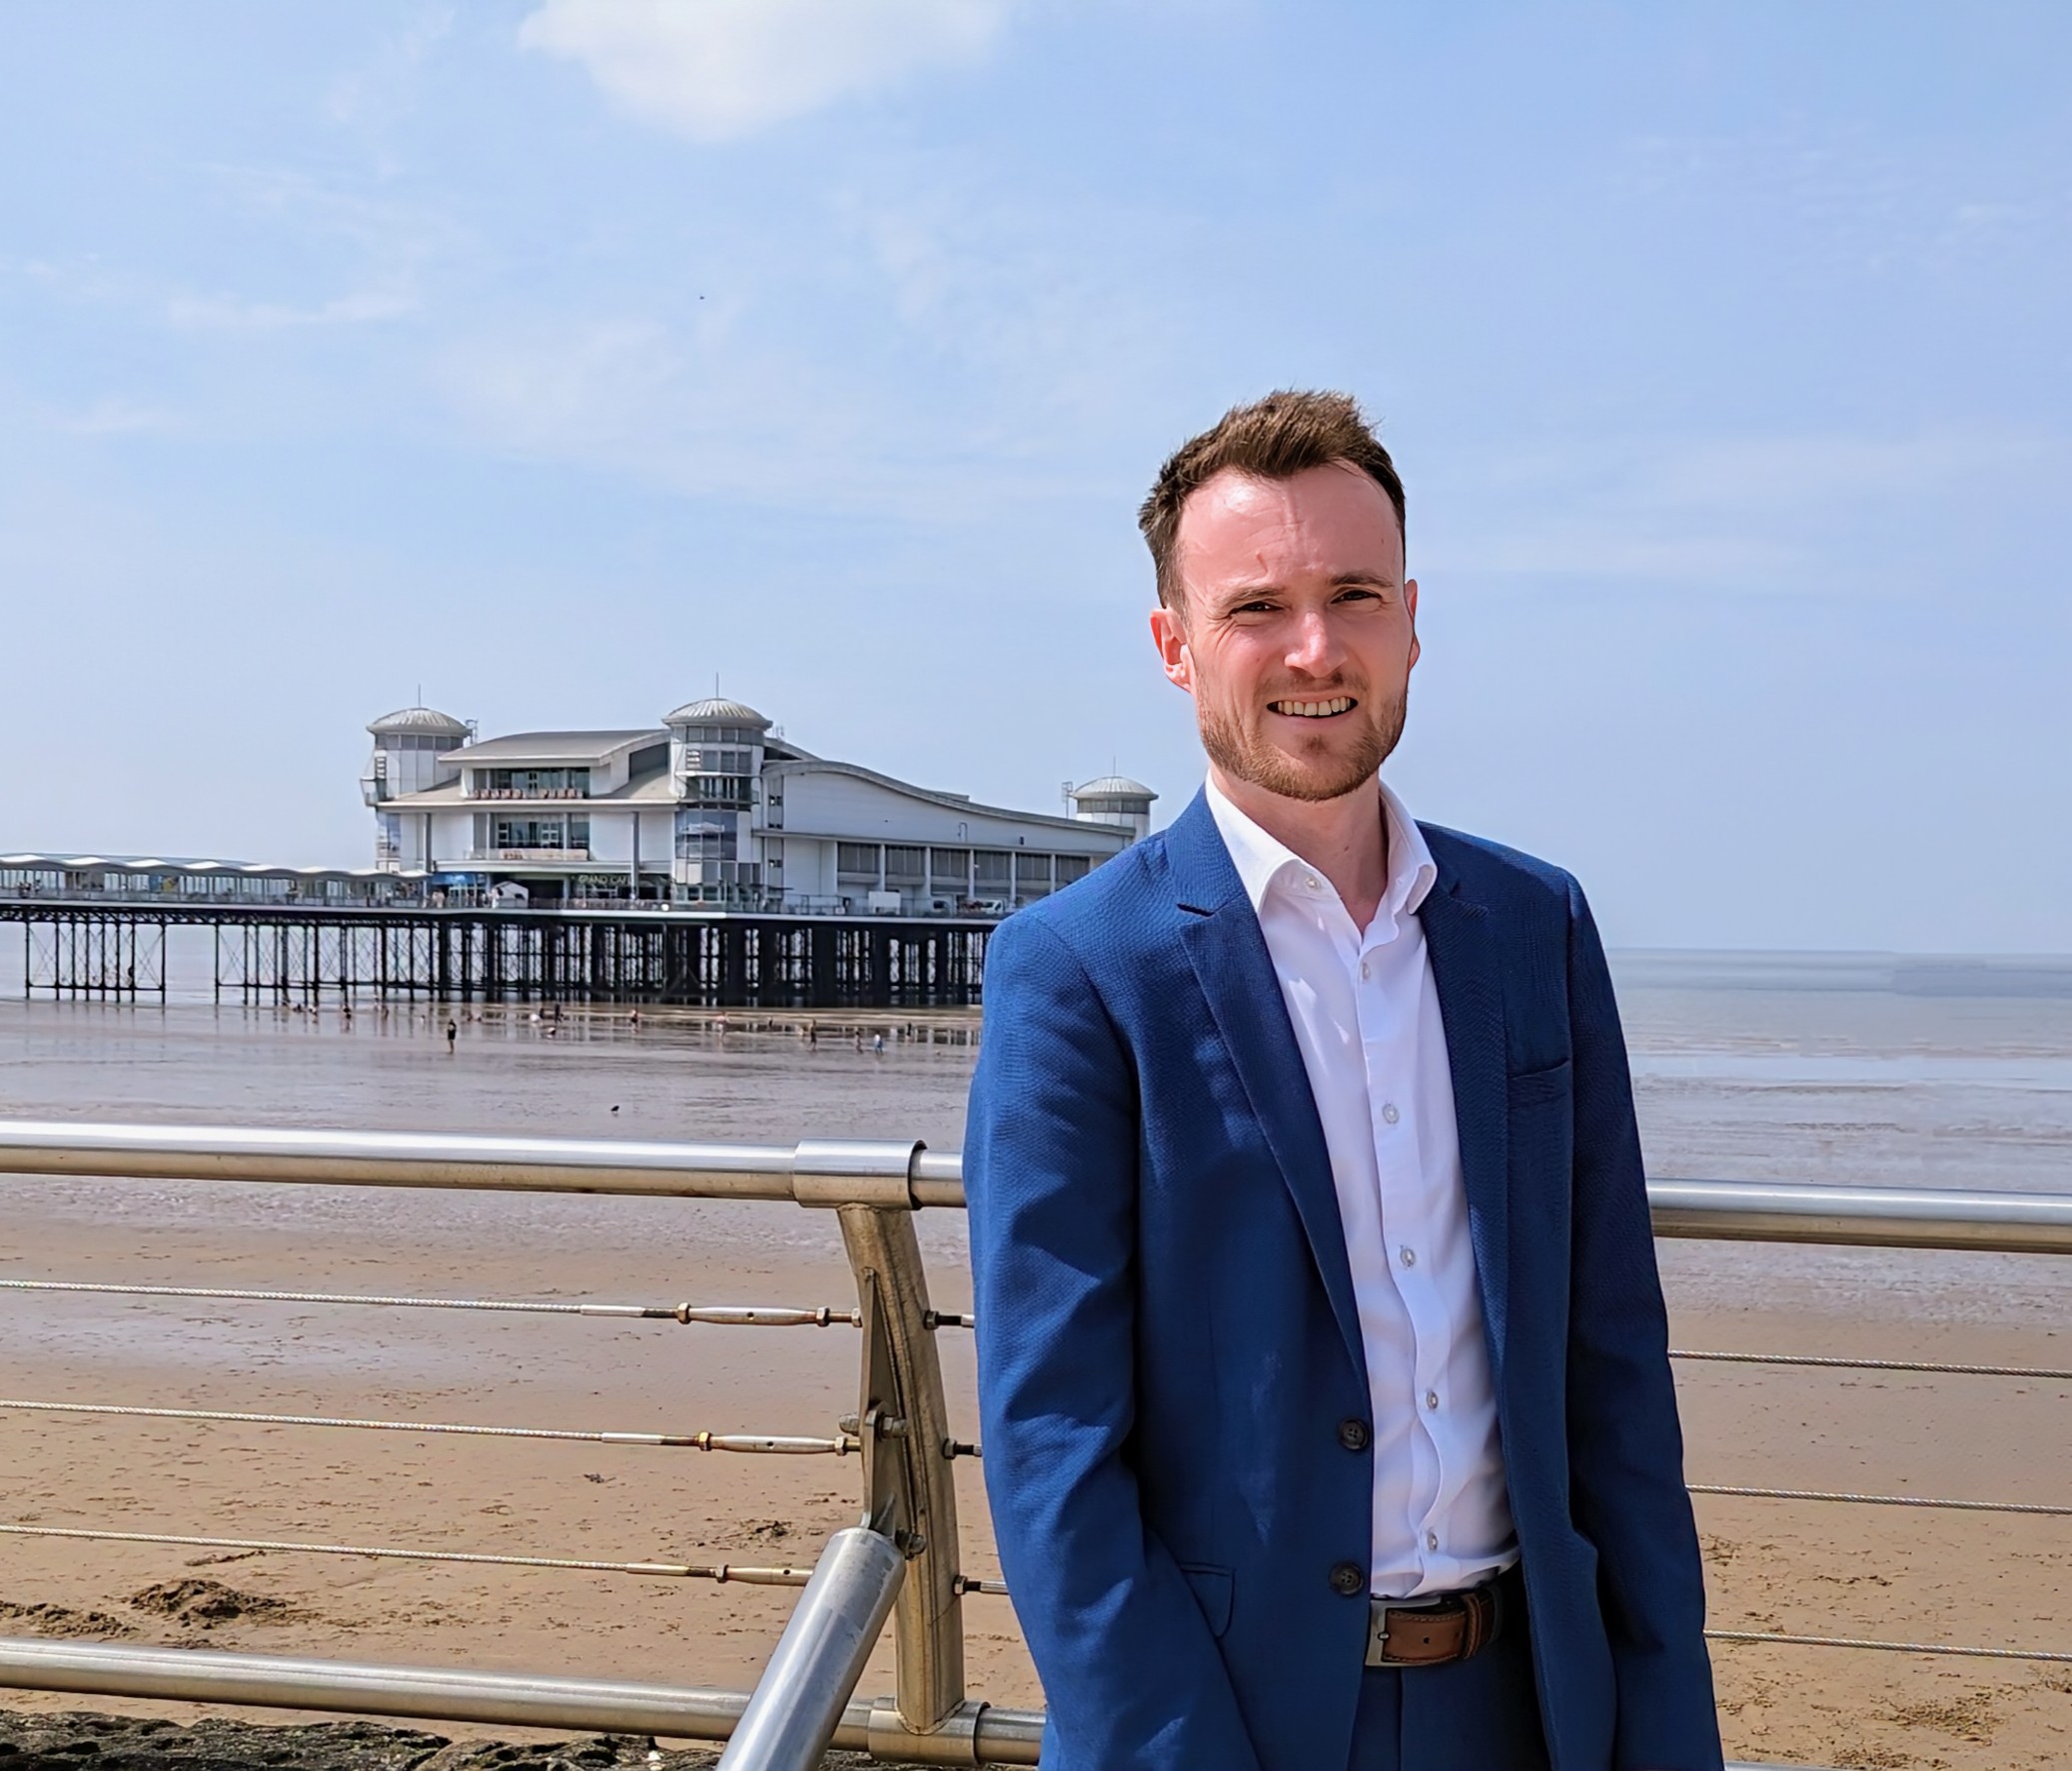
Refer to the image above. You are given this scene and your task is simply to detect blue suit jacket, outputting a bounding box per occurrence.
[966,791,1722,1771]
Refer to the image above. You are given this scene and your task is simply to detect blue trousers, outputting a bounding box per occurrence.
[1346,1607,1551,1770]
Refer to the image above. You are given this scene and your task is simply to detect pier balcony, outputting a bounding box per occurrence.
[676,774,758,811]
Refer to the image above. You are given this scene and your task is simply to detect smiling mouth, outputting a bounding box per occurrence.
[1268,696,1357,718]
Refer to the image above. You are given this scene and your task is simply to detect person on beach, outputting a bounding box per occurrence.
[966,392,1720,1771]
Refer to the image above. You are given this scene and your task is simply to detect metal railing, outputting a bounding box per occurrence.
[0,1118,2066,1770]
[1,885,1018,921]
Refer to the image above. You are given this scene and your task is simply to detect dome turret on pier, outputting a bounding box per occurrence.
[363,705,470,822]
[1070,775,1157,844]
[661,696,771,730]
[367,705,472,738]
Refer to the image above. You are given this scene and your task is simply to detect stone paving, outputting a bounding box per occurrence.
[0,1712,876,1770]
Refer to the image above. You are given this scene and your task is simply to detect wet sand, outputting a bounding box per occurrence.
[0,986,2068,1768]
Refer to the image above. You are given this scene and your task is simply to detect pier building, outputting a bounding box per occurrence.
[0,708,1159,1011]
[362,699,1157,913]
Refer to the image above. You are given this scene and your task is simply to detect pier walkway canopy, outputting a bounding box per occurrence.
[0,853,425,907]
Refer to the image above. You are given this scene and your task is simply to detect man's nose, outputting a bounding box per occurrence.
[1285,608,1341,675]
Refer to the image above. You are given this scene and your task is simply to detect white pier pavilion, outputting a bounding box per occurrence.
[362,699,1157,911]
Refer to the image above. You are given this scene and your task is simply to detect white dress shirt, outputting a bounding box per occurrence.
[1207,776,1517,1598]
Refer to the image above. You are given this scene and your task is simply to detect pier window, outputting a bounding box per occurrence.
[675,820,738,863]
[973,850,1011,894]
[1014,854,1054,900]
[837,842,881,895]
[681,746,754,775]
[929,847,971,895]
[474,767,590,800]
[883,845,925,887]
[492,816,589,852]
[1054,854,1091,886]
[680,774,756,809]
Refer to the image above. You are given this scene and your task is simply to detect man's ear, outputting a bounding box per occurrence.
[1149,603,1194,695]
[1406,576,1421,672]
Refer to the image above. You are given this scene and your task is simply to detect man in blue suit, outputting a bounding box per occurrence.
[966,391,1722,1770]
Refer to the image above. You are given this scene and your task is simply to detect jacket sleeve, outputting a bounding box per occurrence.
[1562,882,1725,1771]
[967,914,1264,1771]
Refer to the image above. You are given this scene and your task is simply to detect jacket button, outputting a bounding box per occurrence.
[1338,1417,1371,1451]
[1329,1561,1367,1596]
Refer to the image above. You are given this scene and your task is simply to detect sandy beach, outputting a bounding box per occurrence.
[0,975,2068,1769]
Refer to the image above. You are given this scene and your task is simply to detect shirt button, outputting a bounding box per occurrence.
[1399,1246,1417,1269]
[1304,874,1321,892]
[1381,1102,1400,1125]
[1330,1560,1367,1596]
[1426,1530,1440,1552]
[1359,960,1371,981]
[1425,1389,1440,1411]
[1338,1417,1371,1451]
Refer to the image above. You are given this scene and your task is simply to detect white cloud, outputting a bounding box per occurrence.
[434,302,1094,522]
[65,398,181,437]
[327,4,457,171]
[165,287,417,331]
[518,0,1013,141]
[1428,425,2070,594]
[1618,126,2068,284]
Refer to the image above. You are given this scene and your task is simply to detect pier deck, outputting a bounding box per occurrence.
[0,901,995,1010]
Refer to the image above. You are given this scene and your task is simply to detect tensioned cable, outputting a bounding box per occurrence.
[0,1522,810,1585]
[0,1397,854,1454]
[0,1279,973,1328]
[0,1280,851,1327]
[948,1579,2072,1666]
[1707,1628,2072,1665]
[1672,1347,2072,1383]
[1688,1482,2072,1517]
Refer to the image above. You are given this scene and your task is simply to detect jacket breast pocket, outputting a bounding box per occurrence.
[1507,1057,1572,1110]
[1180,1562,1234,1638]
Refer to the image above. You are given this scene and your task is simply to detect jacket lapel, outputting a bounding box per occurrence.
[1416,845,1512,1384]
[1164,793,1366,1375]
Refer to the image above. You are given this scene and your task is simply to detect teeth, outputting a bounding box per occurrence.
[1273,696,1354,717]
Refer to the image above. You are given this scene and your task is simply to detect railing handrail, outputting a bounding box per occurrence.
[0,1121,964,1211]
[1648,1177,2072,1254]
[0,1636,1045,1766]
[2,1120,2069,1254]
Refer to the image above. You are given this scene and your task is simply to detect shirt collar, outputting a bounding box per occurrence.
[1205,775,1439,925]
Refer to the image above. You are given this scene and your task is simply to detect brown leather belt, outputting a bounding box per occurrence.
[1366,1562,1522,1667]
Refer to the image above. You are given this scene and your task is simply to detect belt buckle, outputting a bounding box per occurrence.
[1369,1590,1453,1666]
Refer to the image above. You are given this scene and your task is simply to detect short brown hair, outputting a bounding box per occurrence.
[1137,389,1406,609]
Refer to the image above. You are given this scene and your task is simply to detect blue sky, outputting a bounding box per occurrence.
[1,2,2065,950]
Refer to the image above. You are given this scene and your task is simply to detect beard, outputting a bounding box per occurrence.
[1199,683,1407,804]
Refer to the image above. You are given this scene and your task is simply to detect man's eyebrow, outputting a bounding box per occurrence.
[1204,568,1400,611]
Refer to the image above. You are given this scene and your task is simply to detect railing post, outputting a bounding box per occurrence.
[792,1141,967,1738]
[714,1527,905,1771]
